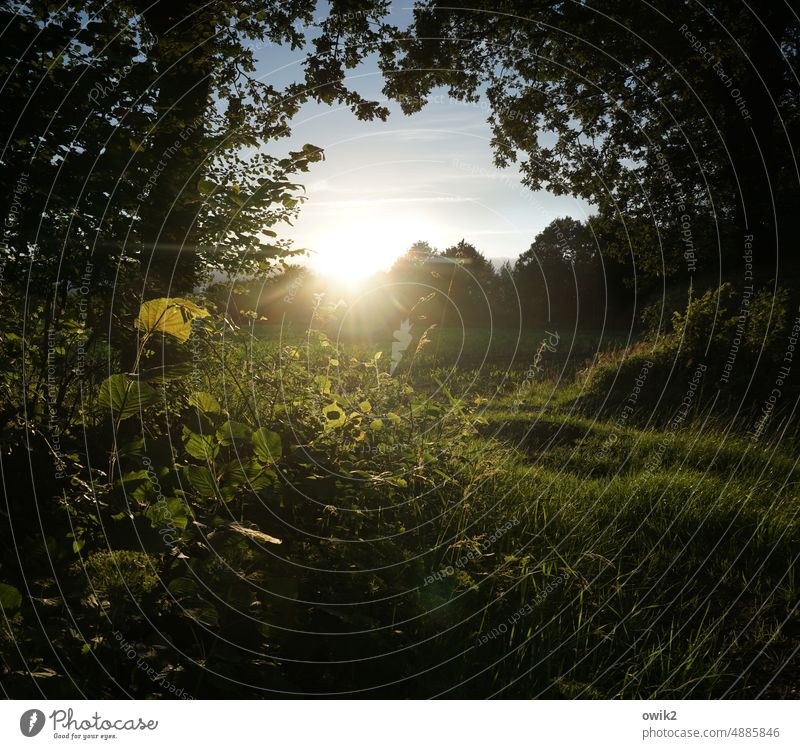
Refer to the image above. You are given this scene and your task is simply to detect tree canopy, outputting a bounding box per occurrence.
[1,1,396,297]
[382,1,799,282]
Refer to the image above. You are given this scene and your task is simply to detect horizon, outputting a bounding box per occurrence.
[248,6,594,274]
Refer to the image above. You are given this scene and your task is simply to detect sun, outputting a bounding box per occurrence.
[307,218,422,284]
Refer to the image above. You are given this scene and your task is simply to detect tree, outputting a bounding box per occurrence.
[441,239,496,326]
[514,217,632,328]
[0,1,396,299]
[386,240,441,322]
[390,239,439,270]
[383,2,799,284]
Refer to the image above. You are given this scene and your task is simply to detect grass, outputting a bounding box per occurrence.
[3,320,796,699]
[236,326,799,697]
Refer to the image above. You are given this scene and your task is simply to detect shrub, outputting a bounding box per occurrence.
[583,283,794,416]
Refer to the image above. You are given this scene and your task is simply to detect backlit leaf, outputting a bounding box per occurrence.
[135,298,209,343]
[322,402,346,429]
[146,497,189,531]
[189,391,221,414]
[252,428,281,463]
[182,425,218,461]
[183,465,217,496]
[99,374,160,420]
[217,420,252,445]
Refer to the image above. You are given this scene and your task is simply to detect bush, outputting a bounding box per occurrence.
[583,283,794,416]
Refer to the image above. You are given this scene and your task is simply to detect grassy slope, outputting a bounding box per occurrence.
[246,325,798,697]
[9,324,791,699]
[449,382,799,697]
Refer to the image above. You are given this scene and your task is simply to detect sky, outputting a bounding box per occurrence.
[250,5,593,278]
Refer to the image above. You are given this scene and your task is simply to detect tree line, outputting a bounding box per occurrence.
[225,217,636,332]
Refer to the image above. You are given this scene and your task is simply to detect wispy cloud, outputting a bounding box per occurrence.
[458,229,539,236]
[393,129,452,142]
[312,196,479,207]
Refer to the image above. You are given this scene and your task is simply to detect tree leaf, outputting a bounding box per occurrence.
[146,497,189,531]
[220,460,271,493]
[183,465,217,497]
[99,374,160,420]
[322,402,346,430]
[197,178,216,195]
[135,298,209,343]
[217,420,252,445]
[252,428,281,463]
[185,602,219,627]
[314,374,331,393]
[182,425,218,461]
[139,361,194,383]
[0,583,23,611]
[168,577,198,599]
[189,391,221,414]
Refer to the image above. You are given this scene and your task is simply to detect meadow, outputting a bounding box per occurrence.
[2,296,795,698]
[2,1,798,702]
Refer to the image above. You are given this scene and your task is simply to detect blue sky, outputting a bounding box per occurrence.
[251,5,593,275]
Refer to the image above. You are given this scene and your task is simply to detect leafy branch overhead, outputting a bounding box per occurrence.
[1,2,398,294]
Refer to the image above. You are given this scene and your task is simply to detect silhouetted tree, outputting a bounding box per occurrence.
[384,1,799,285]
[0,1,396,299]
[514,218,633,328]
[441,240,496,326]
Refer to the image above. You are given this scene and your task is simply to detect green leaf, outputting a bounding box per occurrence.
[252,428,281,464]
[0,583,22,611]
[119,469,150,486]
[99,374,160,420]
[220,460,271,493]
[182,425,218,461]
[189,391,221,414]
[119,436,145,456]
[168,577,198,599]
[197,178,216,195]
[301,143,324,160]
[185,602,219,627]
[314,374,331,393]
[217,420,252,446]
[146,497,189,531]
[183,465,217,496]
[359,400,372,413]
[370,419,384,430]
[139,361,194,383]
[135,298,209,343]
[322,402,346,430]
